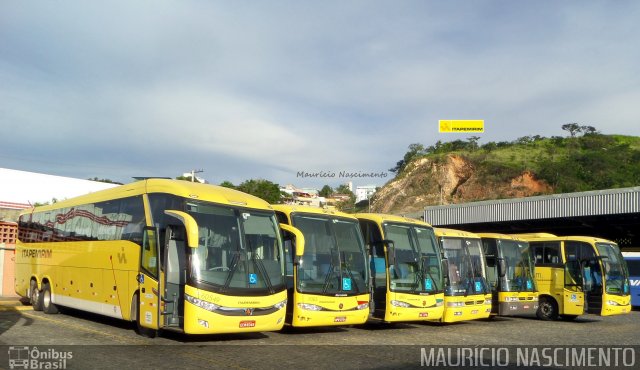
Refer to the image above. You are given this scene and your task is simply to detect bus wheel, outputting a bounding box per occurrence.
[30,281,44,311]
[42,282,59,314]
[132,293,157,338]
[536,297,558,320]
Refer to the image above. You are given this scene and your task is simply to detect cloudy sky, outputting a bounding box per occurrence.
[1,1,639,189]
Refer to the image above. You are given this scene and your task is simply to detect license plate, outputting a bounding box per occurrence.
[239,320,256,328]
[419,312,428,318]
[334,317,346,323]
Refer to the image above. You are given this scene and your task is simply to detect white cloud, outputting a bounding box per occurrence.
[1,1,639,187]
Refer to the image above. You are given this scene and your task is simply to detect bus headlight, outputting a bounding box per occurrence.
[446,301,464,307]
[607,300,621,306]
[484,299,492,305]
[297,303,323,311]
[504,297,519,302]
[274,299,288,310]
[390,300,411,308]
[356,302,369,310]
[185,294,220,312]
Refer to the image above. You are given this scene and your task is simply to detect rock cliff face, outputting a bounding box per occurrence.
[370,154,553,214]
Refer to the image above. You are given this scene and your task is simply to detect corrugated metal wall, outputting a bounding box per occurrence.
[424,187,640,225]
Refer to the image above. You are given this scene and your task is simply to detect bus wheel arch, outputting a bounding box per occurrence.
[130,291,139,323]
[536,295,558,320]
[131,291,157,338]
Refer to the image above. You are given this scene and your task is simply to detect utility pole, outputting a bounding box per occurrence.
[190,169,204,182]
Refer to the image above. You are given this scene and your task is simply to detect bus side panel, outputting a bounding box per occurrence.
[624,257,640,308]
[16,240,140,320]
[14,247,33,298]
[533,267,552,299]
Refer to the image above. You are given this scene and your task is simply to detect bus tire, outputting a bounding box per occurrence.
[42,282,59,314]
[536,297,558,320]
[30,280,44,311]
[132,293,157,338]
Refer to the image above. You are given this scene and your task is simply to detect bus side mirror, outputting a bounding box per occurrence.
[498,258,507,278]
[280,223,305,260]
[595,256,609,274]
[164,210,199,248]
[385,240,397,266]
[441,258,449,275]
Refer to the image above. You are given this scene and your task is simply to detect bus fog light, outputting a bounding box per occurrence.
[297,303,323,311]
[390,300,410,308]
[274,299,288,310]
[186,294,220,312]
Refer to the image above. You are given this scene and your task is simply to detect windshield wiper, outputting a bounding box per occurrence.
[222,251,241,293]
[322,249,341,294]
[245,237,275,294]
[340,251,360,293]
[413,255,437,293]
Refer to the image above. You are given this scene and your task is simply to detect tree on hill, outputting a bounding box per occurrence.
[389,143,427,174]
[334,184,357,212]
[319,185,333,197]
[235,179,282,204]
[562,123,581,137]
[219,180,236,189]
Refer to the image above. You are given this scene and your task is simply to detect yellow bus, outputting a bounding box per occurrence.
[477,233,538,316]
[355,214,445,323]
[434,228,492,323]
[515,233,630,319]
[16,179,304,336]
[272,205,370,327]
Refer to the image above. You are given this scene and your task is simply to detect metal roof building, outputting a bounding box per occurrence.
[423,186,640,249]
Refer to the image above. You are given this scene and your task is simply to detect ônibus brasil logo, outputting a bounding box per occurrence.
[7,346,72,369]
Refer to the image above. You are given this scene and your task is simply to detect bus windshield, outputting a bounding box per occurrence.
[186,202,284,294]
[596,242,630,296]
[383,223,443,293]
[442,238,488,296]
[498,240,536,292]
[292,214,368,296]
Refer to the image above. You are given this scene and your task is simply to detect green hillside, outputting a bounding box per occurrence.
[390,133,640,194]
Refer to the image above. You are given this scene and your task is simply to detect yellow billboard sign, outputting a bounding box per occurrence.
[439,120,484,133]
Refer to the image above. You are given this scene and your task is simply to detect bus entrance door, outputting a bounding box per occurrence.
[162,225,186,328]
[138,227,160,331]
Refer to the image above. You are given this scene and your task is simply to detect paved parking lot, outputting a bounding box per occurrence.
[1,300,639,369]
